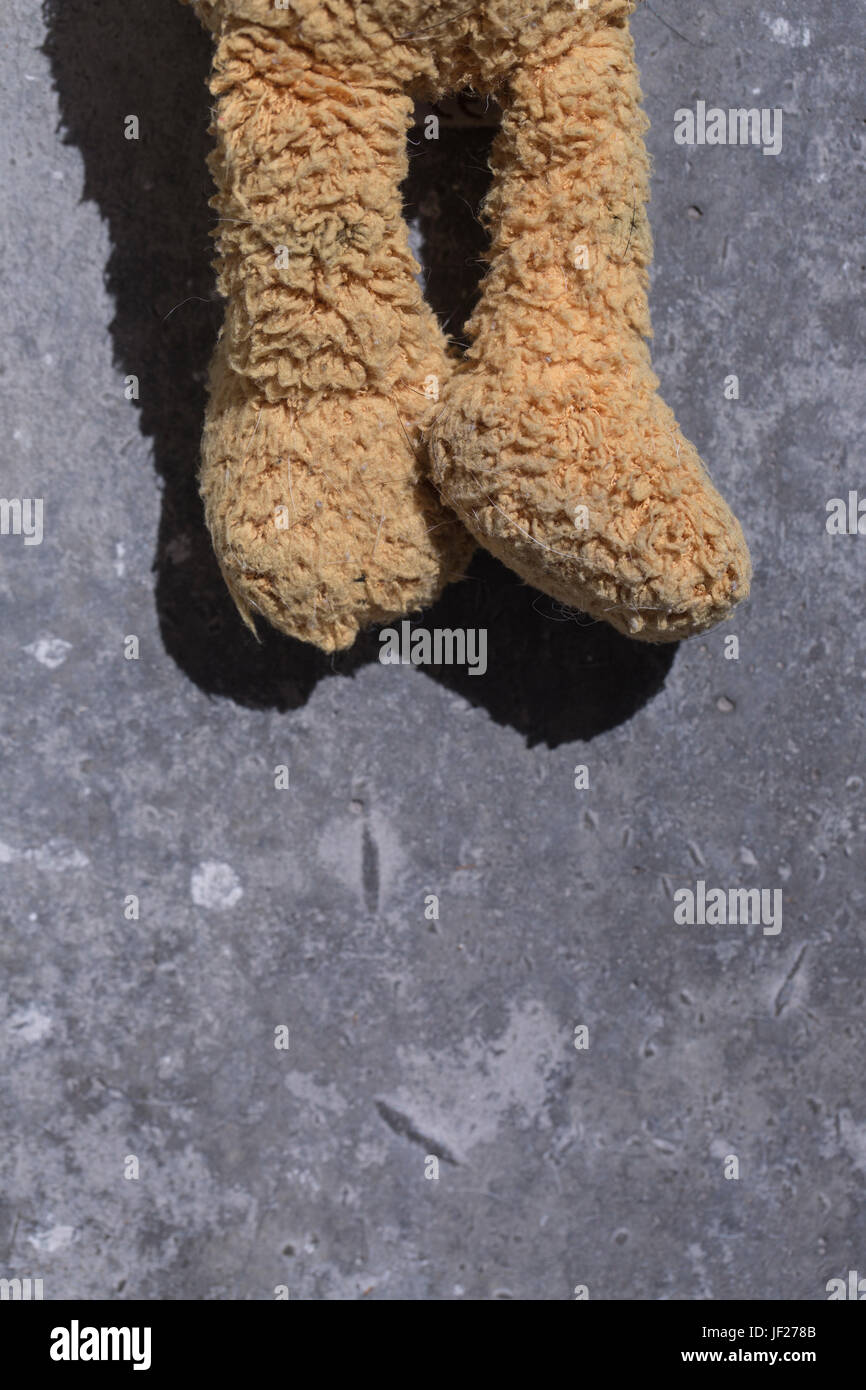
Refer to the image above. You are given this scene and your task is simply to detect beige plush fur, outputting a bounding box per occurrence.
[185,0,751,649]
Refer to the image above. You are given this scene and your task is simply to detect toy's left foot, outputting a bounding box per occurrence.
[429,366,751,643]
[428,11,751,642]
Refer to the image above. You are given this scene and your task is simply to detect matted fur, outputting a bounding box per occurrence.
[184,0,751,648]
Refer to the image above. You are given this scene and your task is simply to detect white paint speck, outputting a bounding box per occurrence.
[7,1005,53,1043]
[0,838,88,871]
[28,1225,75,1253]
[822,1110,866,1174]
[191,860,243,910]
[761,13,811,46]
[24,637,72,669]
[29,842,89,872]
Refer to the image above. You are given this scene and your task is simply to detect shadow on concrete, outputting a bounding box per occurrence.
[42,0,676,746]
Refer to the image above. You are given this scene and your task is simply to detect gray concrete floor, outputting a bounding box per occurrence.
[1,0,864,1299]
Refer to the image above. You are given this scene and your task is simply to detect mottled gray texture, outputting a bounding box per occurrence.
[0,0,864,1300]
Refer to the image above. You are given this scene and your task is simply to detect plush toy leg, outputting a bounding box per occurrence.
[200,29,471,652]
[429,17,751,642]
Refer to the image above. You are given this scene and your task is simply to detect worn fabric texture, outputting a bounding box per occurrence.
[185,0,751,649]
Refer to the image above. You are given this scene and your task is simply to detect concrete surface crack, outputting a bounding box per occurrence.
[361,822,380,915]
[774,945,808,1017]
[375,1100,460,1165]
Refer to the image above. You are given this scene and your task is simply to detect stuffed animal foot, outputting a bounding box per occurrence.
[202,339,472,652]
[429,15,751,642]
[194,20,472,651]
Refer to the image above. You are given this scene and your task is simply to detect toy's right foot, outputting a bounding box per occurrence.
[202,360,473,653]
